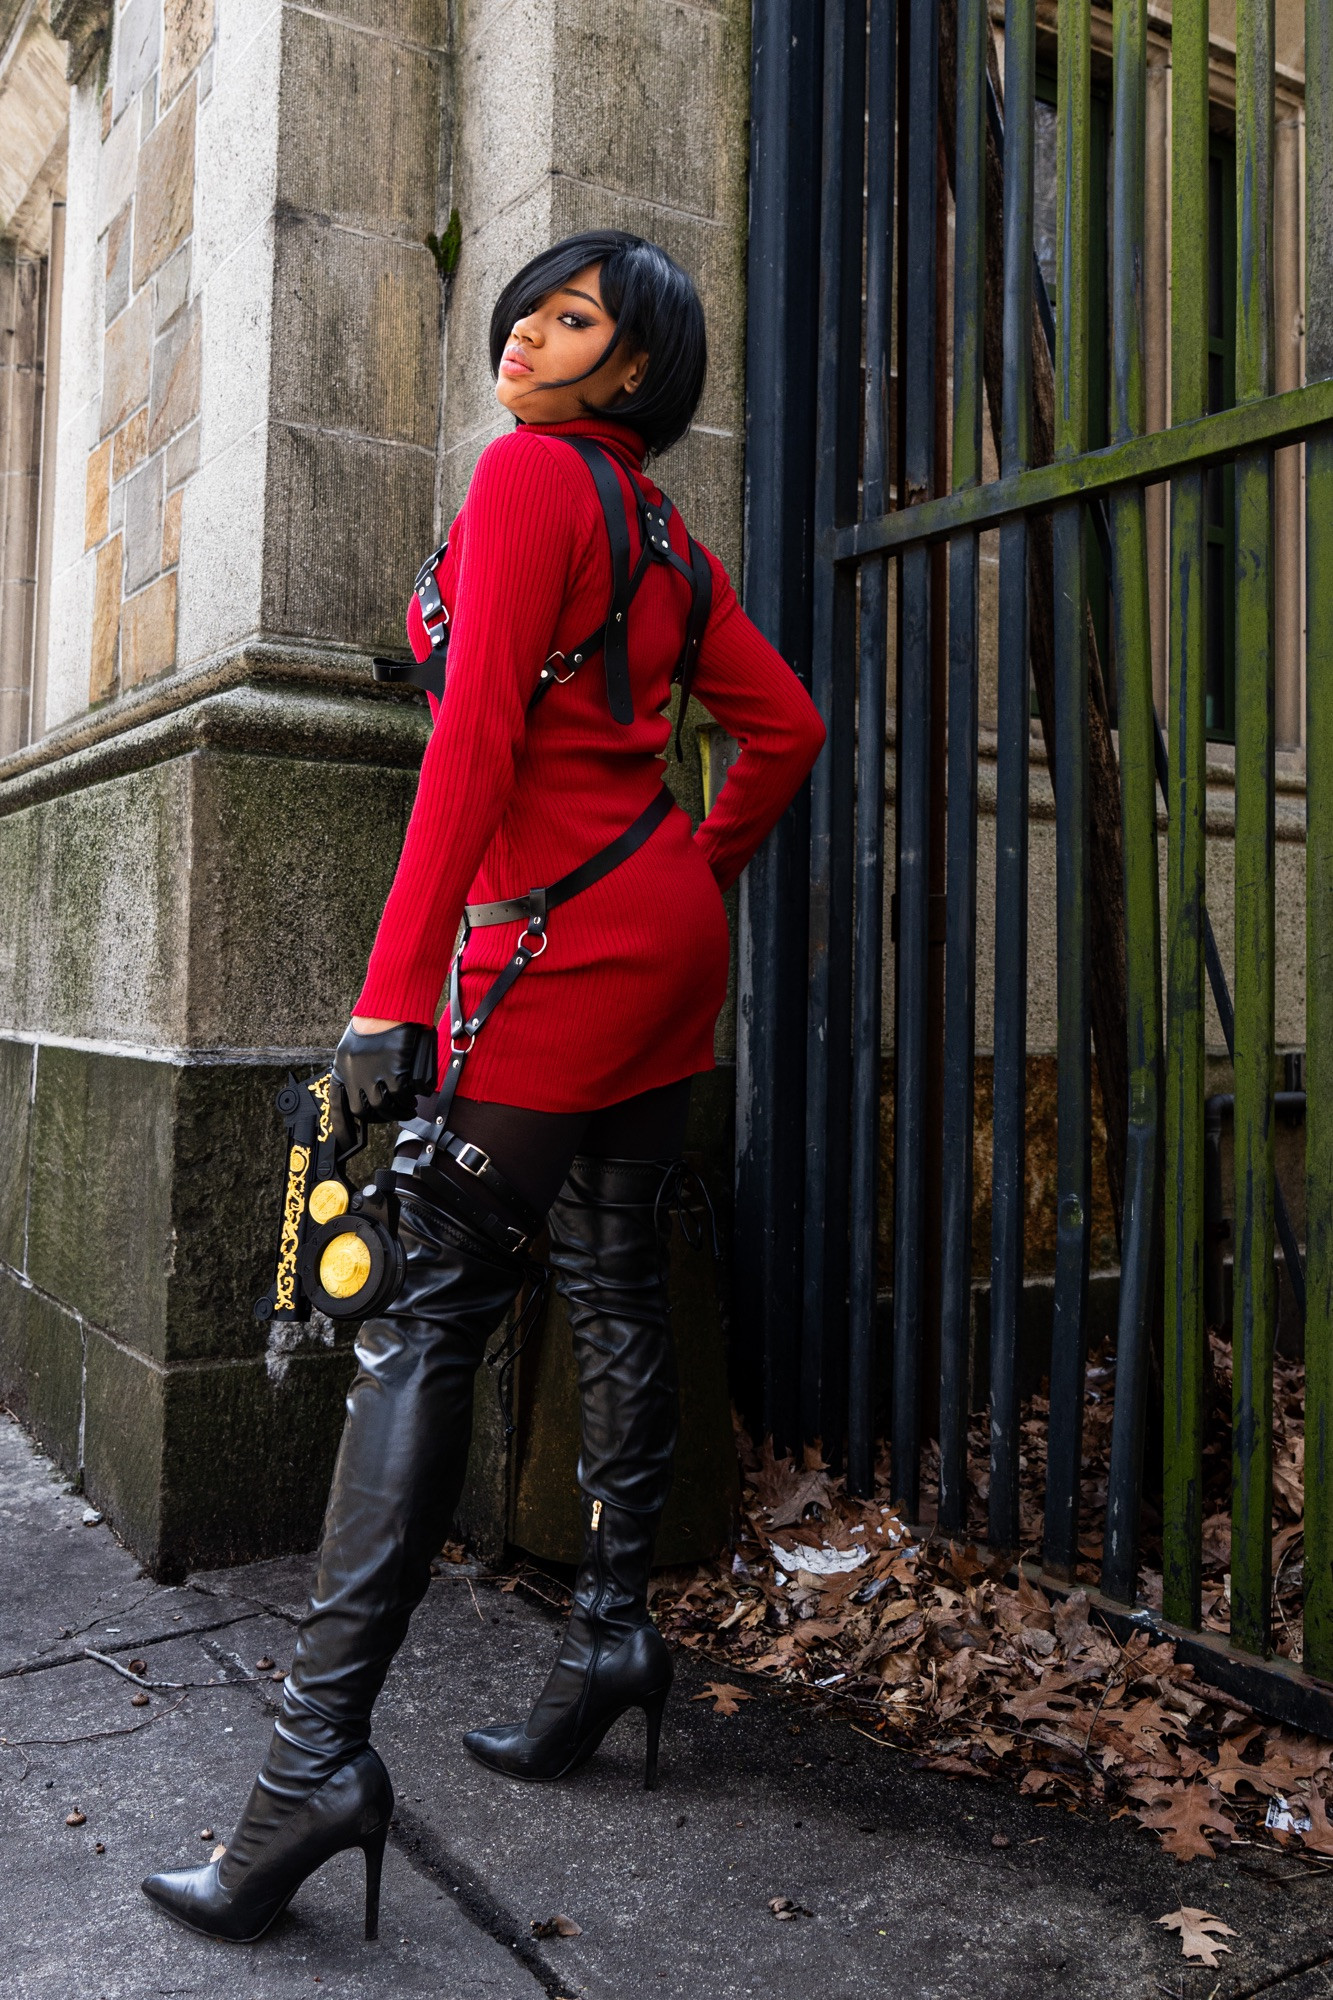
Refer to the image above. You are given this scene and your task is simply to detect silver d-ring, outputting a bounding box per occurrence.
[523,930,548,960]
[544,648,577,684]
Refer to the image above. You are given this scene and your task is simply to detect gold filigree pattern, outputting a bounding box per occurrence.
[273,1143,311,1313]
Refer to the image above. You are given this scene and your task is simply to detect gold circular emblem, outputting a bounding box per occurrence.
[308,1179,350,1225]
[320,1232,372,1299]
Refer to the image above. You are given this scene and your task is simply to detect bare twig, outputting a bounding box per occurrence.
[849,1723,914,1755]
[83,1646,257,1692]
[466,1578,484,1623]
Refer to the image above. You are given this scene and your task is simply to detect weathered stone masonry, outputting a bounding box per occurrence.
[0,0,750,1577]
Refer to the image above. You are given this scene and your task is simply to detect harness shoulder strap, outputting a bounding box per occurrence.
[672,535,713,757]
[558,437,636,725]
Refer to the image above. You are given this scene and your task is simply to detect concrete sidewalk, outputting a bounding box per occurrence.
[3,1413,1332,2000]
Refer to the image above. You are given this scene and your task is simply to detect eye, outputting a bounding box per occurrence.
[558,312,592,329]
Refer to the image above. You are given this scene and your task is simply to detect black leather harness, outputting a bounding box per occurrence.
[374,437,711,757]
[381,438,711,1239]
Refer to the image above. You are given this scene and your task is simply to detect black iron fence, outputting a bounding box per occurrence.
[737,0,1333,1724]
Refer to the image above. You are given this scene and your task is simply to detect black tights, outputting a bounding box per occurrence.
[414,1076,694,1219]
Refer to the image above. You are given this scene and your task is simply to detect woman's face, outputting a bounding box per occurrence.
[495,261,648,424]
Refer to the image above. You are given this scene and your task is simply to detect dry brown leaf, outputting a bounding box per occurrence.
[767,1469,834,1530]
[1134,1784,1234,1861]
[692,1682,753,1716]
[1297,1784,1333,1858]
[1155,1907,1238,1968]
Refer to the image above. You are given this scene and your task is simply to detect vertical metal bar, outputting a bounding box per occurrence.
[1042,0,1093,1580]
[1230,0,1277,1658]
[1304,0,1333,1679]
[1163,0,1211,1631]
[849,0,897,1496]
[737,0,823,1454]
[804,0,867,1457]
[1102,0,1163,1605]
[890,0,939,1517]
[988,0,1034,1550]
[937,0,985,1535]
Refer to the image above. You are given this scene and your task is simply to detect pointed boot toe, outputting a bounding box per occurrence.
[141,1858,265,1943]
[462,1722,521,1771]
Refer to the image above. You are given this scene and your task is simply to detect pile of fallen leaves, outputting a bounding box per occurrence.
[934,1333,1308,1652]
[645,1376,1333,1867]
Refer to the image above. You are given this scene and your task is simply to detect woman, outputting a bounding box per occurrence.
[141,230,824,1944]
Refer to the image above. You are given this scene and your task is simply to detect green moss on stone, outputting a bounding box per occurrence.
[0,1272,84,1475]
[0,1037,33,1267]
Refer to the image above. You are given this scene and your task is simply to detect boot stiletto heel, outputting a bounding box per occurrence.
[363,1822,388,1941]
[643,1689,666,1790]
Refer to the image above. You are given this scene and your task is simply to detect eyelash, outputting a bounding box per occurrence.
[558,312,591,328]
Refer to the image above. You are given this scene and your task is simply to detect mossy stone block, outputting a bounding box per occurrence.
[0,1037,33,1267]
[154,1346,358,1580]
[0,1273,84,1475]
[82,1325,165,1559]
[168,1060,317,1364]
[0,757,191,1044]
[26,1044,175,1361]
[185,750,417,1050]
[82,1327,357,1580]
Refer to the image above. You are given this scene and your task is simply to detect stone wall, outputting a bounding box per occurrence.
[0,0,752,1576]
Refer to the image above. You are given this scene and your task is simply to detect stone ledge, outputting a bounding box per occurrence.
[0,659,429,817]
[0,640,425,798]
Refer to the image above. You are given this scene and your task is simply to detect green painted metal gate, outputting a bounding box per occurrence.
[741,0,1333,1725]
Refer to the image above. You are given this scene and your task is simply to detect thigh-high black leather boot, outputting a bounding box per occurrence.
[463,1155,681,1788]
[142,1192,528,1942]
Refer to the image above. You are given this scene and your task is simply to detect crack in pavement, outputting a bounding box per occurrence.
[387,1800,564,1997]
[0,1612,266,1681]
[1232,1950,1333,1998]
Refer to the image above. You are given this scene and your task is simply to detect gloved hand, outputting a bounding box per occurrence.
[332,1020,438,1129]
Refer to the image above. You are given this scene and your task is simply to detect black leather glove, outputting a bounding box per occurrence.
[332,1021,439,1128]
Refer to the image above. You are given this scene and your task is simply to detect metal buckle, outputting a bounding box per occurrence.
[521,929,548,960]
[449,1031,475,1056]
[455,1141,490,1178]
[542,648,577,685]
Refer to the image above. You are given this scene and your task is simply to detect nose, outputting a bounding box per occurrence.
[510,315,540,346]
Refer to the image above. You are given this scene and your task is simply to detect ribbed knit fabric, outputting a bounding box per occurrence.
[355,415,825,1112]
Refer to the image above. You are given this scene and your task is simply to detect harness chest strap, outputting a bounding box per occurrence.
[373,439,712,756]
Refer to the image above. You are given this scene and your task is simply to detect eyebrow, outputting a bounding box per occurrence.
[556,287,602,309]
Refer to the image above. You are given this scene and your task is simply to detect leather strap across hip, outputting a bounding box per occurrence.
[463,784,672,928]
[430,785,676,1129]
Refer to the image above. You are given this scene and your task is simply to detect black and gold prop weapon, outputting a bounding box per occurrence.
[252,1072,404,1325]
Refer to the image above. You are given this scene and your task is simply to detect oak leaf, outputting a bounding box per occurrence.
[1134,1783,1234,1861]
[1298,1784,1333,1858]
[1156,1907,1238,1968]
[692,1682,752,1716]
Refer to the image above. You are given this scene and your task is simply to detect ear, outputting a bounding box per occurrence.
[621,350,649,395]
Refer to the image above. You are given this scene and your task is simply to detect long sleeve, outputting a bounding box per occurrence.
[355,434,581,1023]
[689,555,826,893]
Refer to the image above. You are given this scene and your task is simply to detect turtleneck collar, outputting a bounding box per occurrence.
[517,415,647,466]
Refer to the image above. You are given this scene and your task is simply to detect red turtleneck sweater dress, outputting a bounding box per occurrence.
[354,416,825,1112]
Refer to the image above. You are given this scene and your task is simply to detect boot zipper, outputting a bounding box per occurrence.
[576,1498,607,1737]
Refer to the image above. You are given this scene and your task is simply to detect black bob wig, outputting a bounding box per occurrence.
[488,231,707,458]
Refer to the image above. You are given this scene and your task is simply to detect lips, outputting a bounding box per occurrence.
[500,347,533,377]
